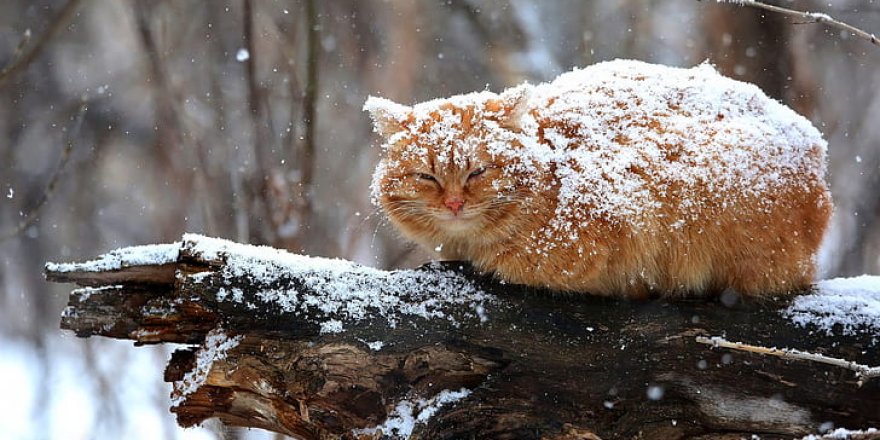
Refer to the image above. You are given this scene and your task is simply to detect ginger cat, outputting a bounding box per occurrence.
[365,59,831,298]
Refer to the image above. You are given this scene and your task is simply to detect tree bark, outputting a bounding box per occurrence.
[46,235,880,440]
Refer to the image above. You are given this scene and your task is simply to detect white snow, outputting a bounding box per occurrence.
[45,242,180,273]
[365,340,385,351]
[45,232,493,336]
[352,388,471,439]
[784,275,880,337]
[0,341,40,440]
[46,233,491,333]
[235,48,250,62]
[0,336,218,440]
[171,328,243,406]
[802,427,879,440]
[71,284,123,301]
[806,12,833,22]
[646,385,665,401]
[182,234,493,332]
[319,319,344,334]
[368,59,827,246]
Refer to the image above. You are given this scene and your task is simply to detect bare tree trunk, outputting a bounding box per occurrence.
[702,5,790,100]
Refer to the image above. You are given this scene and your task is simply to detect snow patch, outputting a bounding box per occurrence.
[352,388,471,439]
[184,234,493,333]
[806,12,833,22]
[72,284,123,301]
[802,427,879,440]
[784,275,880,337]
[172,328,243,406]
[45,242,180,273]
[319,319,344,334]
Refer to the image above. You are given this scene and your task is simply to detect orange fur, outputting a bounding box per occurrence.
[366,60,831,298]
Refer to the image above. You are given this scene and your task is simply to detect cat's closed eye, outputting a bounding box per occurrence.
[468,168,486,180]
[415,172,437,183]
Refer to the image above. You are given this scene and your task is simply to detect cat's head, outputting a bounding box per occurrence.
[365,85,537,249]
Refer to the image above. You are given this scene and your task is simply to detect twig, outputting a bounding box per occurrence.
[0,0,85,86]
[714,0,879,47]
[10,28,33,62]
[0,101,88,242]
[696,336,880,386]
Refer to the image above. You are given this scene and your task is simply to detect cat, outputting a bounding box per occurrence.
[365,59,831,298]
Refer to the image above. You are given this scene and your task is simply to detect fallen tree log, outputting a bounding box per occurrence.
[46,234,880,440]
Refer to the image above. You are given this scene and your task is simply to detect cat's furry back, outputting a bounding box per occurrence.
[365,59,831,298]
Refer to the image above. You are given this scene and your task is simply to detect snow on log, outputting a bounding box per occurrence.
[46,234,880,440]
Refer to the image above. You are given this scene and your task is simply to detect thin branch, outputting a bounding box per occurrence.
[0,0,85,86]
[697,336,880,386]
[133,1,182,168]
[244,0,269,177]
[301,0,319,191]
[10,28,33,62]
[0,101,88,242]
[280,21,302,167]
[714,0,879,47]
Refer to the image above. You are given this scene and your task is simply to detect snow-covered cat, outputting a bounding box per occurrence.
[366,60,831,298]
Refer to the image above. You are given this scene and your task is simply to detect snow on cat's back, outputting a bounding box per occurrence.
[366,59,832,298]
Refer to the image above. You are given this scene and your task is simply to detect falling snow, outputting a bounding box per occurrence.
[235,48,250,62]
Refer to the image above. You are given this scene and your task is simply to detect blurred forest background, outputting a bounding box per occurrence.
[1,0,878,439]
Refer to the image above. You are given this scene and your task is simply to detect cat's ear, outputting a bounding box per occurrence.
[364,96,412,139]
[498,84,533,132]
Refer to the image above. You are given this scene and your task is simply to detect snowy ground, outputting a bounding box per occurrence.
[0,334,273,440]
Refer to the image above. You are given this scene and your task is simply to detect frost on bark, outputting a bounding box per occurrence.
[46,235,879,440]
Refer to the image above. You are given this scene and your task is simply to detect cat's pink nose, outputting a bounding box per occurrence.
[444,198,464,215]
